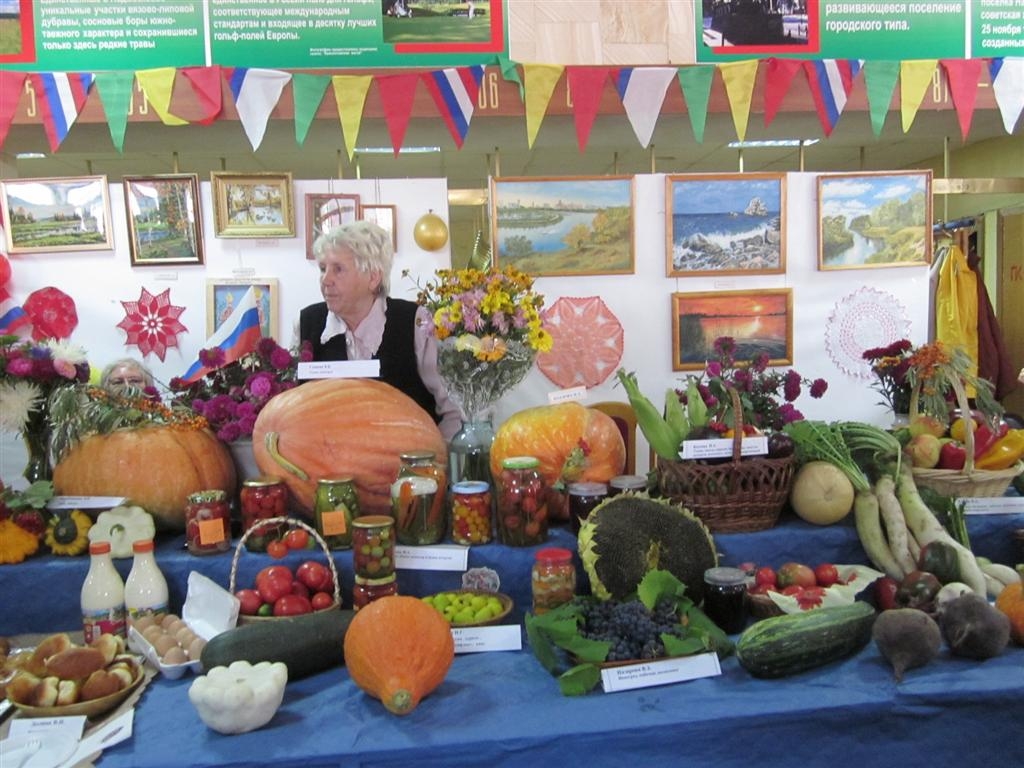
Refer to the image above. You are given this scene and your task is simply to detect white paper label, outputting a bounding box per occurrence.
[961,496,1024,515]
[451,625,523,653]
[600,652,722,693]
[47,496,126,510]
[395,544,469,571]
[8,714,86,740]
[679,436,768,460]
[298,360,381,379]
[547,386,588,404]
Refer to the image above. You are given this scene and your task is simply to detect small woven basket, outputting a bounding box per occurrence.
[909,372,1022,498]
[228,516,342,622]
[655,388,795,533]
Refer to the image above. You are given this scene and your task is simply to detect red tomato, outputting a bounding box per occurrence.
[258,571,293,604]
[284,528,310,550]
[267,540,289,559]
[256,565,293,588]
[235,588,263,616]
[290,580,310,599]
[746,583,773,596]
[274,594,313,617]
[780,585,805,597]
[754,566,777,588]
[296,561,332,593]
[874,576,900,611]
[776,562,817,589]
[814,563,840,587]
[311,591,334,611]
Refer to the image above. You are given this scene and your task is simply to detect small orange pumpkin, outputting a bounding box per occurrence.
[994,568,1024,645]
[343,595,454,715]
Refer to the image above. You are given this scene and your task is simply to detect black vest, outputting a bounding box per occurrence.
[298,298,440,424]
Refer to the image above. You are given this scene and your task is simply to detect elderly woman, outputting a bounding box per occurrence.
[100,358,155,394]
[298,221,460,440]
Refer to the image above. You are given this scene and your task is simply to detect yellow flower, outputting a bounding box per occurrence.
[476,335,508,362]
[454,333,482,353]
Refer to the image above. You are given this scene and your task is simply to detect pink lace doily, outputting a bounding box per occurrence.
[825,287,911,380]
[537,296,624,389]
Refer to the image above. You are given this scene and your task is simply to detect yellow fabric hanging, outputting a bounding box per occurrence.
[935,243,979,394]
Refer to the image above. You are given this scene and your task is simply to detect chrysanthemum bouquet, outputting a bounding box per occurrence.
[862,339,914,414]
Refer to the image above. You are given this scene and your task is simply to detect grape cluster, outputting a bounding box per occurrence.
[577,597,684,661]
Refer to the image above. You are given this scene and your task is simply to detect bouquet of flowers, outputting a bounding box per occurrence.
[862,339,914,414]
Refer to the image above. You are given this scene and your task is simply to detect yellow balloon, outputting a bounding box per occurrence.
[413,212,449,251]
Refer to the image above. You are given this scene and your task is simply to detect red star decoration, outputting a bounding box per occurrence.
[117,287,188,361]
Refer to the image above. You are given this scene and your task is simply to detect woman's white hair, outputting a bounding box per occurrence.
[313,221,394,295]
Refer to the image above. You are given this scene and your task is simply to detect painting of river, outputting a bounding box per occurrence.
[491,176,634,276]
[818,171,931,270]
[666,173,785,276]
[1,176,112,254]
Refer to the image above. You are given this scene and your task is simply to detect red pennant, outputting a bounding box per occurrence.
[0,72,26,151]
[180,66,224,125]
[940,59,985,142]
[566,67,610,152]
[763,59,803,127]
[376,74,420,156]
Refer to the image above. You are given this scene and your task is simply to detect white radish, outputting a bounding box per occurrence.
[977,558,1021,587]
[853,489,904,580]
[875,475,916,576]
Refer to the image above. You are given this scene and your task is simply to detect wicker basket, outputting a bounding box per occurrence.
[228,516,342,622]
[655,389,795,533]
[909,372,1022,498]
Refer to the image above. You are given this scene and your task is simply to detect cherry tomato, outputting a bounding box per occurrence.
[256,565,292,589]
[267,540,289,559]
[296,561,332,593]
[235,588,262,616]
[258,571,293,604]
[311,591,334,611]
[284,528,310,550]
[814,563,840,588]
[754,566,777,588]
[274,594,313,617]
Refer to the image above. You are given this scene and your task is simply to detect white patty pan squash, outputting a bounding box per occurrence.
[188,661,288,735]
[88,504,156,558]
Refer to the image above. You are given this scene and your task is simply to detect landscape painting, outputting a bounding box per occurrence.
[666,173,785,277]
[123,174,203,266]
[0,176,112,254]
[672,288,793,371]
[818,171,932,270]
[491,176,634,277]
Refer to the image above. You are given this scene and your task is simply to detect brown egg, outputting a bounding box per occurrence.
[142,625,165,644]
[165,619,187,637]
[187,636,207,661]
[174,626,197,647]
[133,615,156,633]
[152,635,179,657]
[160,613,182,629]
[161,646,189,665]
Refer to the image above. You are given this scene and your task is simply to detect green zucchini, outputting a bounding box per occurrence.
[736,602,876,678]
[201,609,355,680]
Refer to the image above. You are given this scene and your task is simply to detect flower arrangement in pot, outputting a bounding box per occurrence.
[862,338,915,418]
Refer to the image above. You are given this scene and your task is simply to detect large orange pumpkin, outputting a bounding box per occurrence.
[251,378,447,517]
[53,426,236,531]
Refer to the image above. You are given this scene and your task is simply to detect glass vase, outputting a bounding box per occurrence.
[448,414,495,487]
[22,407,53,483]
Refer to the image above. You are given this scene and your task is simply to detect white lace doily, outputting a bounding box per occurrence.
[825,287,911,380]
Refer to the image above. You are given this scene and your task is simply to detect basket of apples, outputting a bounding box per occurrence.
[229,516,341,623]
[746,561,883,619]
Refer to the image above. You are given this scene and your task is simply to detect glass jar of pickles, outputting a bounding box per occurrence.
[239,477,288,552]
[531,547,576,614]
[314,477,359,550]
[352,574,398,610]
[450,481,492,545]
[185,490,231,556]
[495,456,549,547]
[352,515,395,579]
[390,451,446,545]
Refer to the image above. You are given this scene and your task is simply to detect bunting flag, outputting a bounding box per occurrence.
[0,301,30,335]
[421,65,485,149]
[763,59,803,127]
[94,71,135,152]
[718,59,759,142]
[331,75,373,161]
[566,67,610,152]
[292,73,330,146]
[226,67,292,151]
[0,72,27,151]
[899,59,937,133]
[524,64,563,149]
[376,73,420,156]
[990,57,1024,134]
[28,73,94,152]
[497,54,525,101]
[677,65,714,143]
[613,66,677,148]
[136,68,188,126]
[180,66,223,125]
[863,60,900,137]
[940,59,984,142]
[180,287,261,384]
[802,59,862,137]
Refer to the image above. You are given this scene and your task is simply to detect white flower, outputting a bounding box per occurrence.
[43,339,89,366]
[0,380,44,432]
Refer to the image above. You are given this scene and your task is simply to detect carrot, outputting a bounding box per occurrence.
[397,480,416,530]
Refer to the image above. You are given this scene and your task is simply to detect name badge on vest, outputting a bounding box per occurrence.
[298,360,381,379]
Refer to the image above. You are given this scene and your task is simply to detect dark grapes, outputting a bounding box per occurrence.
[576,597,681,662]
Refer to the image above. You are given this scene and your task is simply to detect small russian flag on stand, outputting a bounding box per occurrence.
[179,287,261,384]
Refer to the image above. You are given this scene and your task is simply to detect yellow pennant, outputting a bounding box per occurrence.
[135,68,188,126]
[524,64,563,149]
[718,60,759,142]
[331,75,373,161]
[900,60,938,133]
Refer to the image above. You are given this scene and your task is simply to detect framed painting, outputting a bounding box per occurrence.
[491,175,634,276]
[206,278,279,339]
[211,172,294,238]
[0,175,112,254]
[361,203,397,251]
[817,170,932,270]
[665,173,786,277]
[671,288,793,371]
[123,174,203,266]
[304,192,361,259]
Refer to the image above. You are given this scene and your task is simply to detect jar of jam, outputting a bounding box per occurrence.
[567,481,608,535]
[450,481,492,545]
[352,515,395,579]
[314,477,360,550]
[390,451,446,545]
[495,456,548,547]
[702,566,749,634]
[352,574,398,610]
[239,477,288,552]
[531,547,576,614]
[608,474,648,496]
[184,490,231,556]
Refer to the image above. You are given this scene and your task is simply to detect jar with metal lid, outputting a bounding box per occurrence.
[185,490,231,556]
[352,574,399,610]
[495,456,548,546]
[531,547,576,614]
[390,450,446,545]
[567,481,608,535]
[450,481,492,545]
[702,566,749,634]
[314,477,360,550]
[608,474,649,496]
[352,515,396,579]
[239,477,288,552]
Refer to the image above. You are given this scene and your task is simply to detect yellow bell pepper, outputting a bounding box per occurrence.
[975,429,1024,471]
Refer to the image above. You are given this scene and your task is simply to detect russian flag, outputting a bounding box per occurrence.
[803,59,863,137]
[225,67,291,150]
[29,73,94,152]
[421,65,485,148]
[179,287,262,384]
[612,67,677,148]
[0,301,29,335]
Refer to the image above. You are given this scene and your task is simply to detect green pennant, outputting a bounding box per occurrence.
[94,71,135,152]
[497,55,524,102]
[292,73,331,147]
[863,61,900,138]
[677,66,714,144]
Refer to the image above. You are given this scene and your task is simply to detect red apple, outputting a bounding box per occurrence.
[776,562,817,589]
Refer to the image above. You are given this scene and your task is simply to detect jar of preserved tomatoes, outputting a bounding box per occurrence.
[239,477,288,552]
[352,515,396,579]
[531,547,576,614]
[567,481,608,535]
[352,574,399,610]
[391,451,446,545]
[185,490,231,556]
[450,481,492,545]
[495,456,548,547]
[314,477,360,550]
